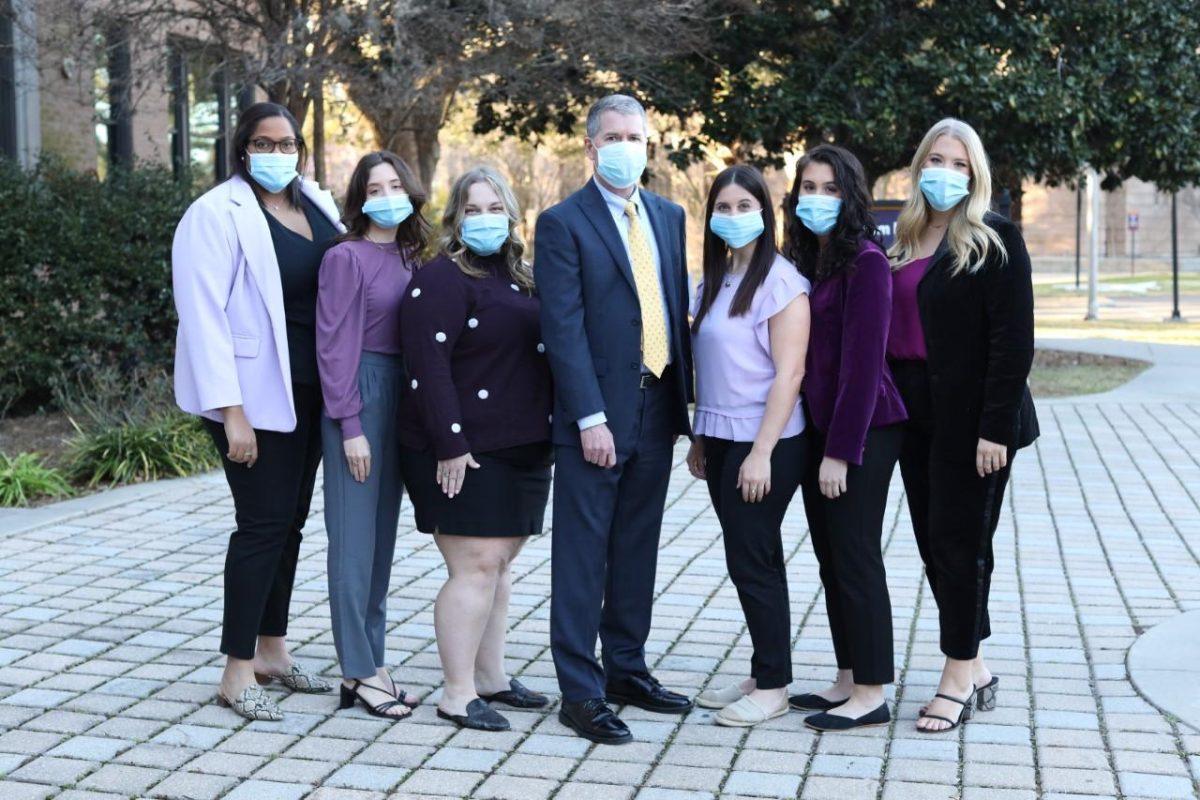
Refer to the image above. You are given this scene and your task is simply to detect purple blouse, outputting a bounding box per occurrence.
[887,256,931,361]
[803,240,907,464]
[316,239,415,439]
[398,254,552,460]
[691,254,811,442]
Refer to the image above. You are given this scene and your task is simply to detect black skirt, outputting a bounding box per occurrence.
[400,442,552,537]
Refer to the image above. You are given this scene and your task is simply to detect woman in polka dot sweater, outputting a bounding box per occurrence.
[398,166,554,731]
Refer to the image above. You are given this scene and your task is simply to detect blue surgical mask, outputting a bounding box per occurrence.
[709,211,765,249]
[362,194,413,228]
[795,194,842,235]
[595,141,648,189]
[460,213,509,256]
[247,153,299,194]
[919,167,970,211]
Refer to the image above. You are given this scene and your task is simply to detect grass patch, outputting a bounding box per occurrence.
[1034,319,1200,347]
[1030,349,1150,398]
[0,453,72,506]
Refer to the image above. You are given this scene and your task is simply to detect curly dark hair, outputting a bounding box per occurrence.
[783,144,881,283]
[338,150,431,254]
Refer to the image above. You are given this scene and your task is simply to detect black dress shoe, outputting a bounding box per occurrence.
[479,678,551,709]
[436,698,510,731]
[788,692,845,712]
[605,673,693,714]
[804,703,891,732]
[559,699,633,744]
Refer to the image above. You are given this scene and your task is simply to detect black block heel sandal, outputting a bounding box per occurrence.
[339,680,412,720]
[917,689,976,734]
[975,676,999,712]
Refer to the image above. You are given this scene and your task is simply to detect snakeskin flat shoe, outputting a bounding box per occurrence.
[256,664,332,693]
[216,685,283,721]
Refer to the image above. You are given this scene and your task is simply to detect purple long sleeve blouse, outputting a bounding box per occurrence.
[316,239,415,440]
[803,240,907,464]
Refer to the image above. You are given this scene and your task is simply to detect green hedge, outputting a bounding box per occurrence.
[0,158,193,413]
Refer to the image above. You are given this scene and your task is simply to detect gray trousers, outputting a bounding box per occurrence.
[322,352,404,678]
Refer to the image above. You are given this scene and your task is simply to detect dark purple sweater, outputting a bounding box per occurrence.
[398,253,553,459]
[803,240,907,464]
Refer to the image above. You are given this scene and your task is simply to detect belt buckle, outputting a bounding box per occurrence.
[639,373,653,389]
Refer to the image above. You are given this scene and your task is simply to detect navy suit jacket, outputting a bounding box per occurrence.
[534,180,693,454]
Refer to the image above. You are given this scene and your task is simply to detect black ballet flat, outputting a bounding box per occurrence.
[479,678,550,709]
[804,703,891,732]
[788,692,845,712]
[437,698,511,731]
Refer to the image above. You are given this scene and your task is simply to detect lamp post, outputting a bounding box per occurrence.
[1086,170,1100,321]
[1167,191,1185,322]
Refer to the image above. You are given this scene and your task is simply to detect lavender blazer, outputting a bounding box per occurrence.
[172,174,344,432]
[803,240,907,464]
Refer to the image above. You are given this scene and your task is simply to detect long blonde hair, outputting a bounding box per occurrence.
[888,118,1006,274]
[439,166,535,290]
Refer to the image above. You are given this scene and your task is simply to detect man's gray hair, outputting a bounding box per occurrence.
[586,94,648,139]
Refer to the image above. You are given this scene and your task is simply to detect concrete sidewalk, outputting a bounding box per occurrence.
[0,339,1197,800]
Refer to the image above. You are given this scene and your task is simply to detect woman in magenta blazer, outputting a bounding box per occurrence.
[784,144,906,733]
[173,102,342,721]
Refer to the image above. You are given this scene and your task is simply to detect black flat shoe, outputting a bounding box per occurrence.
[605,673,693,714]
[917,689,975,734]
[480,678,550,709]
[339,681,412,721]
[788,692,845,712]
[804,703,891,732]
[559,698,633,744]
[437,698,511,731]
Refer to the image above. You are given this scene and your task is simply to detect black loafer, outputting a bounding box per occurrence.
[804,703,890,732]
[437,698,510,731]
[788,692,845,712]
[605,673,693,714]
[559,698,633,744]
[480,678,550,709]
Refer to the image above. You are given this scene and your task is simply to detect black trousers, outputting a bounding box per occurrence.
[801,424,902,685]
[891,359,1013,660]
[703,434,805,689]
[550,379,676,703]
[204,383,324,660]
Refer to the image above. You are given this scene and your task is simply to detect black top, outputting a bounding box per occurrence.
[398,253,553,459]
[916,212,1039,462]
[265,197,339,385]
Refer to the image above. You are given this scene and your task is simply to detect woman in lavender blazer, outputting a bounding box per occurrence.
[172,103,342,721]
[784,145,907,733]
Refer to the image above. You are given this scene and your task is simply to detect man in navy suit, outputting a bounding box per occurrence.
[534,94,694,744]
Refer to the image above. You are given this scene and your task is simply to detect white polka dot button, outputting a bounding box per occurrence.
[411,379,418,389]
[435,332,447,342]
[411,288,421,298]
[510,283,519,291]
[477,389,489,399]
[548,414,553,423]
[450,423,461,433]
[468,318,479,328]
[537,343,546,353]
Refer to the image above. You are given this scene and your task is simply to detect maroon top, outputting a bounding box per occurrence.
[316,239,415,440]
[802,240,908,464]
[399,253,553,460]
[887,256,932,361]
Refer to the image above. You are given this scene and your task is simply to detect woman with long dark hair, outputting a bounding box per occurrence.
[784,144,907,732]
[398,167,553,731]
[888,119,1038,733]
[686,165,810,727]
[173,102,341,720]
[317,151,431,719]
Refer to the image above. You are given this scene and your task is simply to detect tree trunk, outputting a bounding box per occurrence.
[312,81,326,186]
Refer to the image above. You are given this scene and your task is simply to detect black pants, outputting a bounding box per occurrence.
[204,383,324,660]
[891,359,1013,660]
[550,379,676,703]
[703,434,805,689]
[801,425,902,685]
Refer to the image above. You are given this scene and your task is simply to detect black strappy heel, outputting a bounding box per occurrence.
[975,676,999,711]
[339,680,412,720]
[917,688,976,733]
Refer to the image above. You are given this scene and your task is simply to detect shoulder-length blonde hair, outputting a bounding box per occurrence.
[439,166,534,290]
[888,118,1006,274]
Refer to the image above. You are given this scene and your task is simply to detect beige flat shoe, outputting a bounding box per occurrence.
[715,694,789,727]
[696,682,748,710]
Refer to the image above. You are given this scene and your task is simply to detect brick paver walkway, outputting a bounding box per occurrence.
[1,391,1199,799]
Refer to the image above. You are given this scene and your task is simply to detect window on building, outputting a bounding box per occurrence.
[93,23,134,178]
[1,2,17,160]
[170,40,238,188]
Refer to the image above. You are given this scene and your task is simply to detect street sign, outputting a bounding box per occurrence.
[1127,212,1139,231]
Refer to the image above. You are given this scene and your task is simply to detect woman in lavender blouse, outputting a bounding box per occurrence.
[686,165,811,728]
[316,151,430,720]
[784,145,907,733]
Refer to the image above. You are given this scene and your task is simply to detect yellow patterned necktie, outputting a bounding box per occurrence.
[624,199,669,377]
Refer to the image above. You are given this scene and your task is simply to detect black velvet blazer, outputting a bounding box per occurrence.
[916,212,1040,462]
